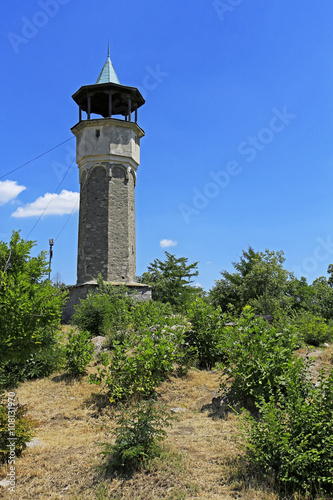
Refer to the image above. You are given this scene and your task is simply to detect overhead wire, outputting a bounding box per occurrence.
[0,137,74,181]
[26,157,77,239]
[55,196,80,243]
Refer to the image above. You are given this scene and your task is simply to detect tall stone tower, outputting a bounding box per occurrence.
[71,49,145,285]
[63,49,151,322]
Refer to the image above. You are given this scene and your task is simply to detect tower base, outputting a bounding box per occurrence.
[62,280,152,324]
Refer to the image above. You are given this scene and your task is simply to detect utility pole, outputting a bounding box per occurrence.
[49,238,54,280]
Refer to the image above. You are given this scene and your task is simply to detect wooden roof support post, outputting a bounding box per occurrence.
[108,92,113,118]
[128,97,132,122]
[87,95,91,120]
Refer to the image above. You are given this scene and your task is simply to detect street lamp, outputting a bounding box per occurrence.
[49,239,54,280]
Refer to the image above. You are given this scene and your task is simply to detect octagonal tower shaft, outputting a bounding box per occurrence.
[72,117,145,284]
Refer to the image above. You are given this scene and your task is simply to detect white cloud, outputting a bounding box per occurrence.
[194,282,202,288]
[11,190,79,218]
[0,180,26,206]
[160,239,178,248]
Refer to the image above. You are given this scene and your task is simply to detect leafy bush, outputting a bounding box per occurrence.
[89,326,186,401]
[0,333,63,390]
[72,281,133,339]
[244,363,333,496]
[0,392,37,464]
[131,300,174,331]
[210,247,295,315]
[101,399,174,470]
[0,231,67,364]
[72,278,183,347]
[221,307,299,405]
[292,311,333,346]
[187,298,227,369]
[64,330,94,376]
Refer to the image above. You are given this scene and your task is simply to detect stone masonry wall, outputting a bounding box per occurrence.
[77,165,109,283]
[107,164,135,282]
[73,120,144,285]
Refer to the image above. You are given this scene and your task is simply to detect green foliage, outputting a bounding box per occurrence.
[292,311,333,346]
[101,399,174,470]
[139,252,200,310]
[0,337,63,390]
[187,298,227,369]
[309,277,333,321]
[72,279,133,340]
[210,247,296,315]
[89,325,187,401]
[328,264,333,288]
[130,300,174,331]
[0,392,37,464]
[64,330,94,376]
[244,364,333,496]
[221,307,299,405]
[72,278,182,347]
[0,231,67,364]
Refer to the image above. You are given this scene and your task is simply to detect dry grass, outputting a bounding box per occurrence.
[0,364,284,500]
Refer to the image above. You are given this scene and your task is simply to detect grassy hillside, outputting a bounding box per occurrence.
[1,346,332,499]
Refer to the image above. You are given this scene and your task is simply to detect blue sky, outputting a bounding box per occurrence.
[1,0,333,290]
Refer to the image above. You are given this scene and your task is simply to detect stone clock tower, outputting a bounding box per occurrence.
[63,49,151,321]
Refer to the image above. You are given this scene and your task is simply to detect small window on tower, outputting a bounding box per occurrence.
[96,129,100,138]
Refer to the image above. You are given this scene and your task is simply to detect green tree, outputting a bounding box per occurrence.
[308,276,333,320]
[138,252,200,310]
[0,231,67,364]
[210,247,295,315]
[328,264,333,287]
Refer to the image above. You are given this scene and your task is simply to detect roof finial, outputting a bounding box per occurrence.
[96,44,120,84]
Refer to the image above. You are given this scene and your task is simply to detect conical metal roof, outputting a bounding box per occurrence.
[96,44,120,84]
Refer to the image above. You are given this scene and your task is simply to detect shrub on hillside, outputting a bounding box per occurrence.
[220,307,299,405]
[244,363,333,496]
[89,325,187,401]
[101,399,174,470]
[0,332,63,390]
[292,311,333,346]
[130,300,175,331]
[72,277,183,345]
[64,330,94,376]
[0,231,67,365]
[72,280,133,339]
[187,298,227,369]
[0,392,37,465]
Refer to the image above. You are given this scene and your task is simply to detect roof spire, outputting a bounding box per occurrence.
[96,43,120,85]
